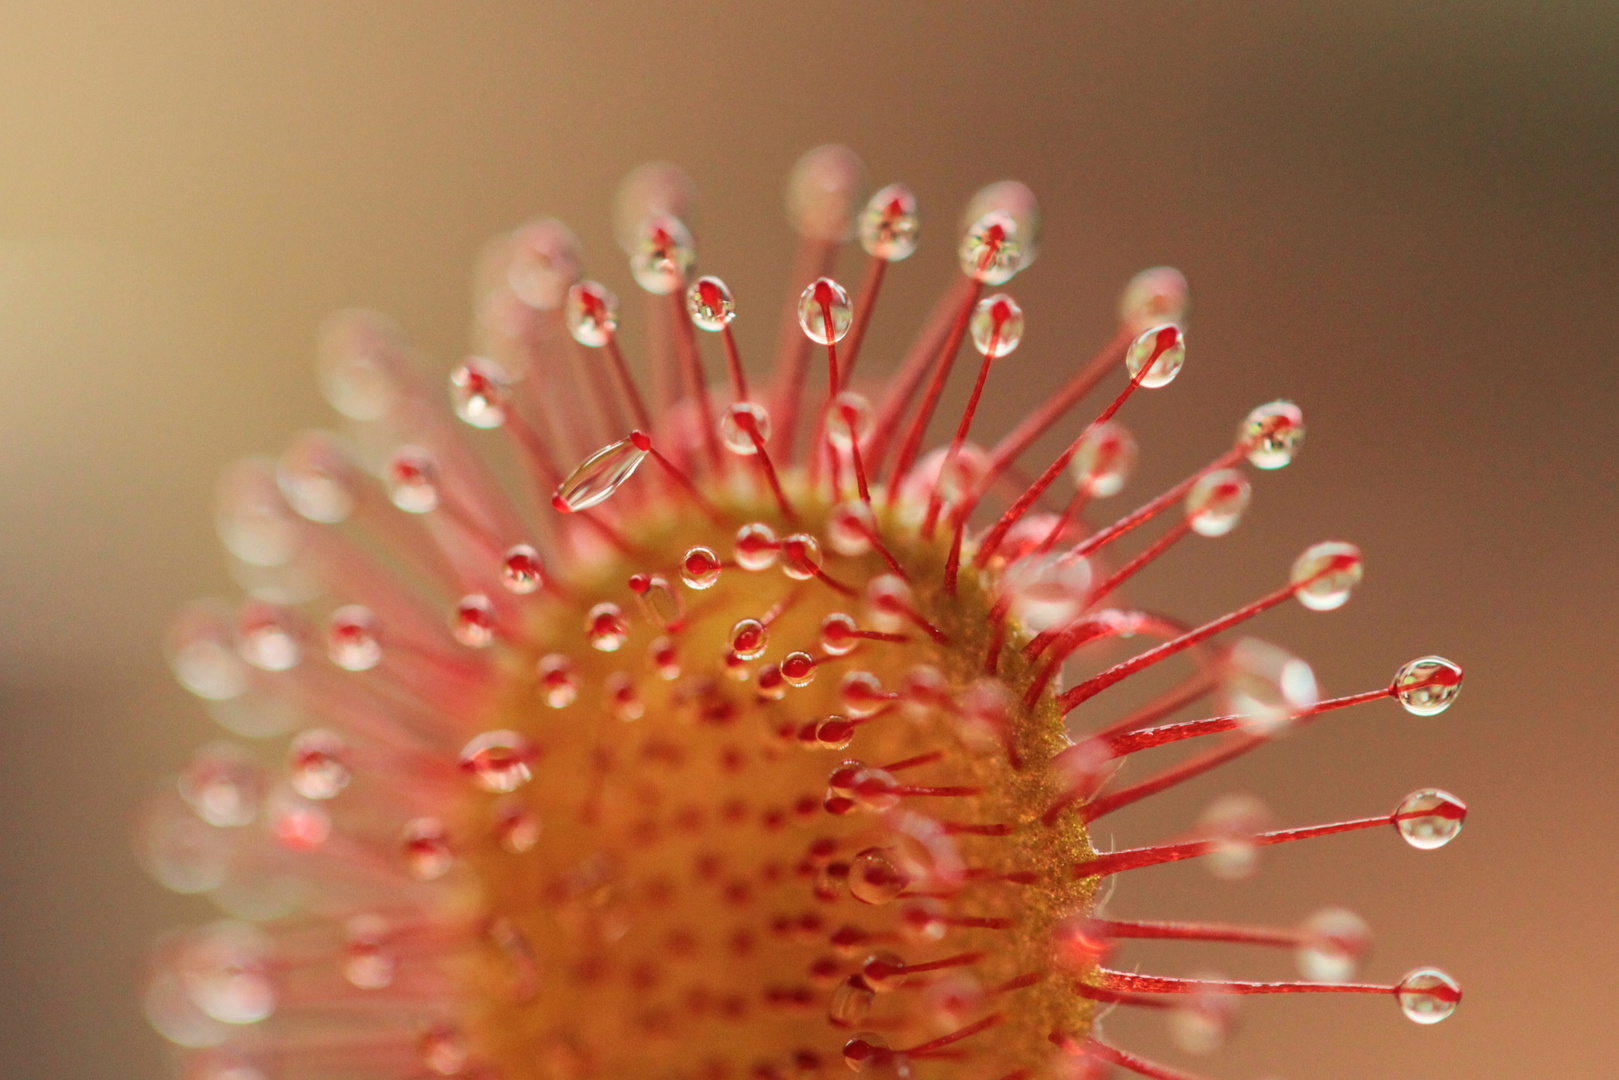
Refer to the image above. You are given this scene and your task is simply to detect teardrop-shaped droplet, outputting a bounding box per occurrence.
[680,546,722,589]
[507,218,583,310]
[847,848,909,905]
[566,281,618,346]
[1070,421,1137,497]
[459,731,536,793]
[686,276,736,331]
[1291,541,1363,611]
[629,214,695,295]
[552,438,648,512]
[278,431,358,524]
[828,501,878,556]
[959,211,1021,285]
[288,729,350,800]
[798,278,853,345]
[630,574,684,630]
[586,603,629,652]
[400,818,453,881]
[840,671,889,719]
[781,533,824,581]
[449,357,510,429]
[217,459,301,568]
[1395,967,1461,1024]
[1002,552,1093,633]
[829,975,876,1027]
[969,294,1024,358]
[1394,788,1467,849]
[493,797,540,854]
[169,602,251,702]
[1124,324,1185,388]
[1393,655,1463,716]
[730,618,769,661]
[420,1023,470,1076]
[537,654,577,708]
[1239,400,1305,469]
[864,575,914,634]
[605,671,645,721]
[386,447,441,514]
[452,594,497,648]
[327,605,382,671]
[1186,468,1252,537]
[650,636,681,681]
[177,921,277,1025]
[1199,793,1272,880]
[859,183,920,262]
[501,544,545,594]
[720,402,772,456]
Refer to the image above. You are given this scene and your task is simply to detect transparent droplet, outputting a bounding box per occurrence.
[507,218,583,310]
[449,357,510,429]
[730,618,770,661]
[1200,793,1272,880]
[900,666,949,723]
[236,602,303,672]
[452,594,497,648]
[1168,978,1237,1055]
[1052,916,1112,971]
[586,603,629,652]
[401,818,453,881]
[1296,908,1372,982]
[827,501,877,557]
[848,848,909,905]
[961,180,1041,273]
[1394,655,1464,716]
[493,797,540,854]
[860,951,908,993]
[840,671,889,719]
[865,575,914,634]
[826,391,872,451]
[721,402,772,456]
[552,438,648,512]
[1291,541,1363,611]
[1394,788,1467,849]
[1395,967,1461,1024]
[1003,552,1093,633]
[566,281,619,347]
[787,144,866,242]
[829,976,875,1027]
[267,787,331,850]
[1124,324,1185,389]
[460,731,536,793]
[896,443,989,519]
[629,214,695,295]
[816,717,855,750]
[736,522,781,570]
[859,183,920,261]
[277,432,357,524]
[316,310,405,421]
[179,744,264,827]
[781,533,823,580]
[630,574,684,630]
[1118,266,1190,334]
[327,605,382,671]
[1069,421,1137,497]
[342,915,395,990]
[686,275,736,331]
[288,729,349,800]
[650,637,681,681]
[537,654,577,708]
[781,652,818,688]
[851,768,900,812]
[216,459,300,568]
[969,294,1024,358]
[798,278,853,345]
[385,447,440,514]
[820,613,860,656]
[959,211,1021,285]
[137,791,232,894]
[613,163,697,255]
[1239,400,1305,469]
[1224,638,1319,736]
[177,922,276,1025]
[680,546,722,589]
[170,603,250,702]
[421,1023,469,1076]
[501,544,545,594]
[1185,468,1252,538]
[605,671,645,721]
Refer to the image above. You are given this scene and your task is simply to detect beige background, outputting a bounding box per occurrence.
[0,3,1614,1078]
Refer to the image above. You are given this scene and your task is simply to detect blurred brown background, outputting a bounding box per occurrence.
[0,2,1614,1077]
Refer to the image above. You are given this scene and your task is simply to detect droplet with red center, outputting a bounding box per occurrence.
[780,533,823,580]
[1395,967,1461,1024]
[829,977,875,1028]
[629,214,694,295]
[236,601,303,672]
[585,603,629,652]
[327,604,381,671]
[969,294,1025,358]
[536,654,577,707]
[735,522,780,570]
[551,438,648,512]
[1124,323,1186,388]
[798,277,853,344]
[1240,400,1306,469]
[1296,907,1372,982]
[820,613,860,656]
[420,1023,469,1076]
[385,446,440,513]
[629,573,684,631]
[851,768,900,812]
[605,672,645,721]
[730,619,769,661]
[650,637,681,680]
[959,210,1022,285]
[840,671,888,719]
[1070,421,1137,497]
[864,575,914,633]
[756,663,786,700]
[342,914,396,990]
[278,431,357,524]
[507,217,582,310]
[1394,655,1464,716]
[288,729,349,800]
[178,744,264,827]
[816,717,855,749]
[848,848,909,905]
[685,275,736,331]
[1118,264,1189,334]
[459,731,536,793]
[1186,468,1252,537]
[565,281,618,346]
[858,183,920,261]
[1394,788,1467,849]
[1052,915,1112,971]
[860,951,907,993]
[680,546,723,589]
[270,789,331,850]
[1224,638,1319,736]
[400,818,453,881]
[828,501,877,556]
[500,544,544,595]
[826,391,871,450]
[1291,541,1363,611]
[452,594,497,648]
[781,651,817,688]
[720,402,772,456]
[493,797,540,854]
[449,357,510,429]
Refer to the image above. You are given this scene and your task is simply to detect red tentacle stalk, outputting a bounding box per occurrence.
[1107,687,1392,756]
[743,424,797,523]
[768,237,838,457]
[1098,969,1392,997]
[839,255,886,390]
[886,280,984,491]
[1075,811,1395,878]
[720,324,749,402]
[602,331,654,433]
[1084,1038,1211,1080]
[670,291,724,473]
[922,308,1004,535]
[1065,446,1247,564]
[629,431,728,528]
[900,1013,1004,1057]
[864,277,973,475]
[1089,917,1302,948]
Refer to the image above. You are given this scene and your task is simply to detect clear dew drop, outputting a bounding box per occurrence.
[851,768,901,812]
[507,217,583,310]
[501,544,545,594]
[827,391,872,451]
[730,618,770,661]
[235,602,303,672]
[1002,552,1093,633]
[840,671,889,719]
[865,575,914,634]
[288,729,350,800]
[650,636,681,681]
[828,501,877,556]
[798,277,854,345]
[493,797,540,854]
[327,605,382,671]
[781,533,824,580]
[1394,655,1464,716]
[586,603,629,652]
[1185,468,1252,537]
[969,294,1025,358]
[1199,793,1272,880]
[1240,400,1305,469]
[861,951,908,993]
[277,432,357,524]
[459,730,536,793]
[829,976,875,1027]
[758,664,787,701]
[452,594,497,648]
[342,914,396,990]
[386,447,441,514]
[537,654,577,707]
[1224,638,1319,736]
[1118,265,1190,335]
[1295,907,1372,982]
[959,211,1022,285]
[400,818,453,881]
[1168,979,1238,1055]
[177,921,277,1026]
[170,603,251,702]
[1394,788,1467,849]
[179,744,264,828]
[735,522,781,571]
[686,275,736,331]
[1052,915,1112,971]
[216,459,300,568]
[1124,324,1186,389]
[448,357,510,429]
[782,651,818,688]
[630,573,684,630]
[721,402,772,456]
[1291,541,1364,611]
[820,613,860,656]
[629,214,695,295]
[552,438,649,512]
[816,717,856,750]
[848,848,909,905]
[1395,967,1461,1024]
[565,281,619,347]
[316,310,405,421]
[605,671,646,721]
[421,1023,470,1076]
[859,183,920,261]
[681,546,723,589]
[1069,421,1137,497]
